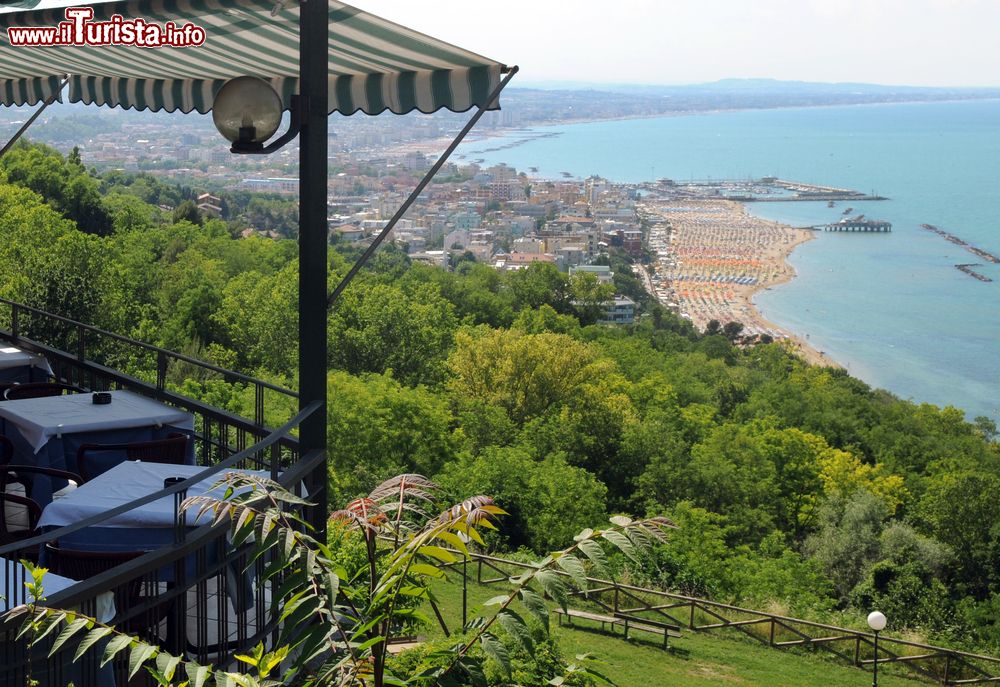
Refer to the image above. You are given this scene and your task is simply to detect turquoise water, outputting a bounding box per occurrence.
[459,101,1000,419]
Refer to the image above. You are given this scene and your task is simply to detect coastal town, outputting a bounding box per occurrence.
[0,105,869,359]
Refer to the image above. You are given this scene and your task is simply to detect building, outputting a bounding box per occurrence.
[569,264,614,284]
[196,192,223,217]
[598,296,636,325]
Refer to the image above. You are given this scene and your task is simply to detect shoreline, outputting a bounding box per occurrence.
[641,198,842,368]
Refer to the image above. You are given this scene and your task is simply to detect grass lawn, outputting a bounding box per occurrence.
[416,570,927,687]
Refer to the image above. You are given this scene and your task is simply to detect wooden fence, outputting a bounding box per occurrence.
[456,552,1000,685]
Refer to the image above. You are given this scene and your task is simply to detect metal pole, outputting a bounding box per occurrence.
[873,630,879,687]
[0,76,69,159]
[462,557,468,629]
[299,0,329,532]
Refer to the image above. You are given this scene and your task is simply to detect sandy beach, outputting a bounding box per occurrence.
[640,198,841,368]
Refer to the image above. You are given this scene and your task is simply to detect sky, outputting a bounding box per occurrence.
[348,0,1000,88]
[13,0,1000,88]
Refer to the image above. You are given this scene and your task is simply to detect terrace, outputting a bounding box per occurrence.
[0,0,515,683]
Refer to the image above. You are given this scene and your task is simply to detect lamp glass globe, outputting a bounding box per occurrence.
[867,610,887,632]
[212,76,283,144]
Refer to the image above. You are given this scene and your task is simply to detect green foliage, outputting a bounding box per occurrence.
[2,148,1000,655]
[436,448,608,552]
[19,474,671,687]
[325,369,456,498]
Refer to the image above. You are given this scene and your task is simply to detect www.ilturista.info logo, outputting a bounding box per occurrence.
[6,7,206,47]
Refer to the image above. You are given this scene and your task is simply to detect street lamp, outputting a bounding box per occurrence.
[212,76,302,154]
[867,610,887,687]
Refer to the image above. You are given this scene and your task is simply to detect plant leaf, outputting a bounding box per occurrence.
[479,632,510,676]
[555,554,587,590]
[496,609,533,651]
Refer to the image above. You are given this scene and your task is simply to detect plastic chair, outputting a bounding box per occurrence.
[3,382,86,401]
[76,434,191,482]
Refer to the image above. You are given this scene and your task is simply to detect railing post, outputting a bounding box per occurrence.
[854,635,861,666]
[689,601,696,630]
[769,618,776,646]
[270,442,280,481]
[11,303,18,339]
[156,350,167,391]
[943,653,951,684]
[76,323,86,361]
[255,382,265,428]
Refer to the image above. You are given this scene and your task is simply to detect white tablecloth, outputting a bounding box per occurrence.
[0,346,52,374]
[38,461,267,530]
[1,556,115,622]
[0,390,194,454]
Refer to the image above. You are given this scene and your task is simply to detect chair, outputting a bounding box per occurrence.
[76,434,191,482]
[3,382,86,401]
[2,465,83,503]
[0,490,42,562]
[1,465,83,562]
[45,543,167,640]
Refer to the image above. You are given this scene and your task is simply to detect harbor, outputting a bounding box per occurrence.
[638,177,887,203]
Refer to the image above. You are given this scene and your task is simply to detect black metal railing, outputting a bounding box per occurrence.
[0,300,329,685]
[0,298,300,468]
[1,404,326,686]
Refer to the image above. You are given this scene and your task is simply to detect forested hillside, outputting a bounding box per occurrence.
[1,142,997,655]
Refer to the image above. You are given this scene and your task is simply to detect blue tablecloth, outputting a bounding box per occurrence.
[0,391,195,505]
[0,346,52,384]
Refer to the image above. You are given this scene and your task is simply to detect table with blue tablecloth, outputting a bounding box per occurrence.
[0,390,195,504]
[0,346,52,384]
[38,460,267,648]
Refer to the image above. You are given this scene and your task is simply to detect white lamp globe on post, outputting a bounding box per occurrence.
[867,611,887,687]
[212,76,285,153]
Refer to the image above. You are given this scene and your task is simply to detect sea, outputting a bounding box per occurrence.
[456,100,1000,421]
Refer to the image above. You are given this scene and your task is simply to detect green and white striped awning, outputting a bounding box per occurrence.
[0,0,507,115]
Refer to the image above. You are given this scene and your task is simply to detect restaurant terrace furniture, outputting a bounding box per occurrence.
[3,381,86,400]
[0,390,195,505]
[0,489,41,561]
[76,434,191,482]
[1,466,81,561]
[0,345,52,384]
[45,543,169,639]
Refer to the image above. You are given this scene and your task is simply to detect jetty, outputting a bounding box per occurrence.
[820,216,892,232]
[921,224,1000,263]
[956,264,993,282]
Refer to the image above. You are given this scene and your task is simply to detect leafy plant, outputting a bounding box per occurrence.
[10,473,675,686]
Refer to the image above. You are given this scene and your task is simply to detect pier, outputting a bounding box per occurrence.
[921,224,1000,263]
[821,217,892,232]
